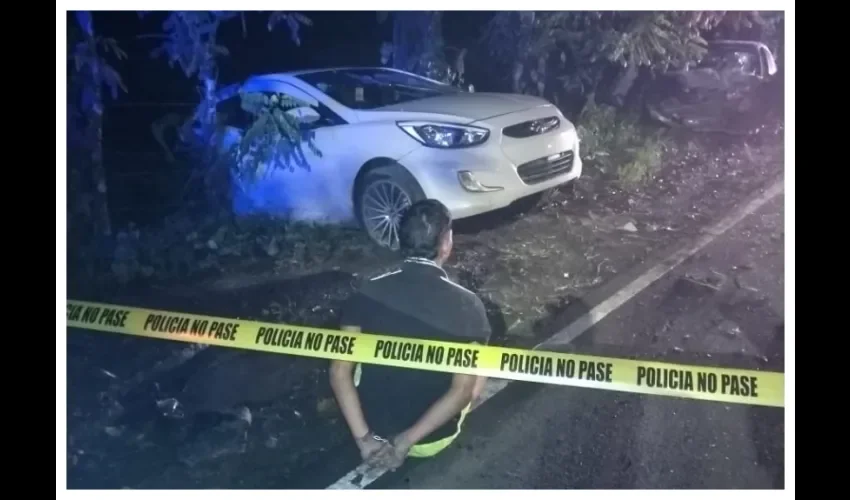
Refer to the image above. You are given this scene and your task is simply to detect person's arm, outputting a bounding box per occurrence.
[470,297,493,402]
[330,356,389,461]
[472,373,487,401]
[330,300,389,461]
[396,295,493,449]
[394,372,477,449]
[329,356,369,441]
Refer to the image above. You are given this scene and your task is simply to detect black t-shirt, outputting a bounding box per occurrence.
[339,257,492,443]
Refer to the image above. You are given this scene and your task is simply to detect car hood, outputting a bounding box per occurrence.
[373,92,553,121]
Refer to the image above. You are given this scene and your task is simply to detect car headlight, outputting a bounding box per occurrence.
[397,121,489,149]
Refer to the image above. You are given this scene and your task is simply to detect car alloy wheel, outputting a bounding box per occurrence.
[360,179,412,250]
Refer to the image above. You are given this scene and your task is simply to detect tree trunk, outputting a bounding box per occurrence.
[88,98,111,237]
[83,27,112,237]
[200,59,217,134]
[392,12,444,79]
[199,61,224,207]
[392,13,411,71]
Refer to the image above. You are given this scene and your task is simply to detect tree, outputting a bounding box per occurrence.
[377,12,464,85]
[147,11,240,145]
[145,11,313,207]
[68,11,128,237]
[480,11,741,114]
[148,11,312,145]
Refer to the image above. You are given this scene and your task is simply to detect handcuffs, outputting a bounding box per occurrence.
[358,429,389,445]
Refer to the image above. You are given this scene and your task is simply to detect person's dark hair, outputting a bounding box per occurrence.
[398,199,452,259]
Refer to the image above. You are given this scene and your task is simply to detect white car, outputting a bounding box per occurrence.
[214,67,583,250]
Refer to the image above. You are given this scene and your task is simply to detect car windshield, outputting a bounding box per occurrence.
[697,46,759,75]
[294,68,463,110]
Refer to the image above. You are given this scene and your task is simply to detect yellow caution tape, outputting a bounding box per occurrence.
[66,300,783,408]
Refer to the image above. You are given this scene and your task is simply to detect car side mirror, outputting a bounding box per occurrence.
[286,106,321,125]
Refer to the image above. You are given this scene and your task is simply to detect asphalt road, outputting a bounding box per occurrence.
[371,193,785,489]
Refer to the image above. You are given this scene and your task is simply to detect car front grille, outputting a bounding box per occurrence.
[516,150,574,185]
[502,116,561,138]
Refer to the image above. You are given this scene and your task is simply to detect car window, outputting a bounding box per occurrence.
[217,91,344,132]
[698,46,759,75]
[295,68,463,110]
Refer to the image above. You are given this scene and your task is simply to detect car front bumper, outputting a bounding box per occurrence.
[399,133,582,220]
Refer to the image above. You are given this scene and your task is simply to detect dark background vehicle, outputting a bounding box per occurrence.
[644,40,779,134]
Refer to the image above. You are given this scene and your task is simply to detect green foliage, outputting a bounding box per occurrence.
[68,11,130,238]
[144,11,315,212]
[577,96,666,188]
[267,12,313,46]
[617,142,663,188]
[68,13,128,125]
[480,11,768,98]
[70,36,128,100]
[68,24,128,152]
[480,12,552,95]
[222,91,320,184]
[150,11,312,78]
[480,11,781,186]
[382,12,461,85]
[149,12,235,79]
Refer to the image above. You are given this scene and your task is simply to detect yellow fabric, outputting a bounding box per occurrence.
[407,403,471,457]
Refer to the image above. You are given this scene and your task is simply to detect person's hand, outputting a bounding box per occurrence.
[356,431,390,462]
[366,431,413,471]
[383,432,414,470]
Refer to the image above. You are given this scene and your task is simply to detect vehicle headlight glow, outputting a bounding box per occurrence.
[397,121,489,149]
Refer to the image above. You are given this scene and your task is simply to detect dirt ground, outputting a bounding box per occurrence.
[65,124,785,488]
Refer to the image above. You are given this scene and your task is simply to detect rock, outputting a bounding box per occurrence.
[211,225,228,244]
[157,397,184,419]
[104,426,123,437]
[719,320,741,338]
[316,397,338,418]
[110,262,133,284]
[620,222,638,232]
[266,237,280,257]
[237,406,253,425]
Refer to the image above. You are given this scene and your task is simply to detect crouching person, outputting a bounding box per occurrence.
[329,199,491,470]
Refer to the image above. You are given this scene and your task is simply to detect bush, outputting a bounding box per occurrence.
[576,95,667,188]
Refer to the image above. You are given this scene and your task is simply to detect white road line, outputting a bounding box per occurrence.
[326,177,784,490]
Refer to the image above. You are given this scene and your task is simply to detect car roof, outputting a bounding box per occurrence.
[247,66,420,81]
[242,66,450,87]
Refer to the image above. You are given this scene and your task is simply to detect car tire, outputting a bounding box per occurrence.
[354,162,427,251]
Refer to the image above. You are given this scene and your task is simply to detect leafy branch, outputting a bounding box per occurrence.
[227,92,321,186]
